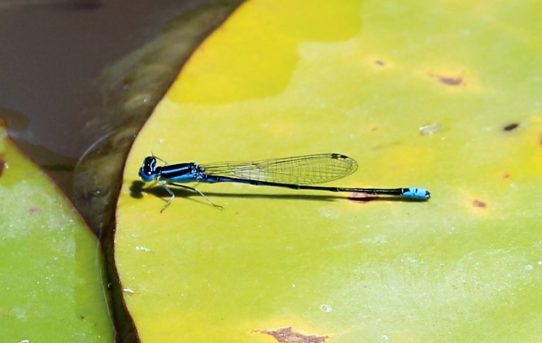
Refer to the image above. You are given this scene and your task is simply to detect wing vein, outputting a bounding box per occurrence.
[200,153,358,185]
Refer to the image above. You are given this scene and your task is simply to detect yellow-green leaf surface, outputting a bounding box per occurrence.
[0,122,114,341]
[116,0,542,341]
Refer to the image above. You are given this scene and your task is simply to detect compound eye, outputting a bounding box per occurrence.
[143,157,157,172]
[144,156,157,167]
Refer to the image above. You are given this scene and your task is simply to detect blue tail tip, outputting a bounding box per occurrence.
[403,187,431,200]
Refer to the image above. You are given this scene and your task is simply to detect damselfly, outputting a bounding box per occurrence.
[138,153,430,211]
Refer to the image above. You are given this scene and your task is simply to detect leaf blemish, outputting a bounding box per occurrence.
[349,192,378,202]
[374,60,385,67]
[257,327,328,343]
[503,123,519,132]
[429,73,463,86]
[473,199,487,208]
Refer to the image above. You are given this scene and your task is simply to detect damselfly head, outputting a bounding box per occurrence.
[139,156,158,182]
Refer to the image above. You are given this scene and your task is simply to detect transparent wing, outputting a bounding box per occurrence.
[200,153,358,185]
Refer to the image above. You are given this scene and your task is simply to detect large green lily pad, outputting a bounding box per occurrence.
[116,0,542,341]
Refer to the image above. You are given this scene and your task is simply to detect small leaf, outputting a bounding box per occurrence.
[0,121,113,341]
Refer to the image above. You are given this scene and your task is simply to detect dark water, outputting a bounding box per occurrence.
[0,0,215,195]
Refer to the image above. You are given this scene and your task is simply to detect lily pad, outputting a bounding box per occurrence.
[0,121,113,341]
[116,0,542,341]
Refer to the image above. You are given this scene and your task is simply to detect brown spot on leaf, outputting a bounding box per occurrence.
[503,123,519,132]
[473,199,487,208]
[29,207,41,214]
[0,155,5,177]
[258,327,328,343]
[502,173,511,179]
[374,60,385,66]
[349,192,379,202]
[429,74,463,86]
